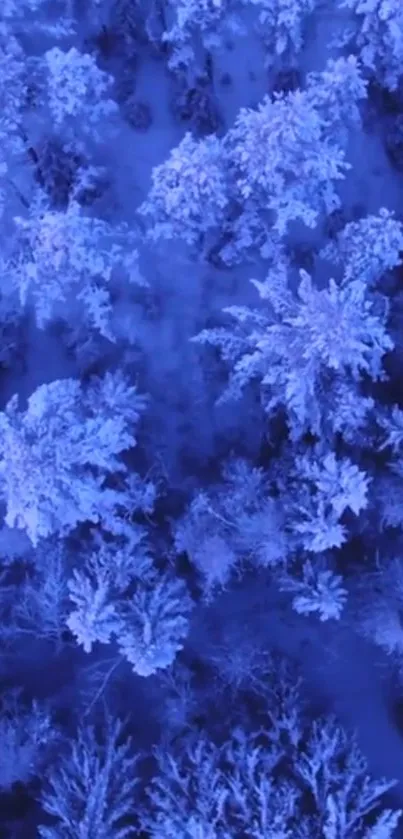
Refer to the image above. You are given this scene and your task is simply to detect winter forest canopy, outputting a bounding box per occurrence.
[3,0,403,836]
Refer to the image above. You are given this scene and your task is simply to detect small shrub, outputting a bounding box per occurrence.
[123,98,152,130]
[170,76,222,136]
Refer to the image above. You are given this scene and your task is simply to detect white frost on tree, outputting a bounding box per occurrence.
[67,567,123,653]
[66,532,155,652]
[39,718,139,839]
[363,810,402,839]
[141,64,368,261]
[296,716,399,836]
[340,0,403,90]
[296,450,371,519]
[280,559,348,621]
[7,197,145,338]
[163,0,245,71]
[248,0,318,67]
[322,208,403,286]
[225,90,349,236]
[275,447,370,552]
[306,55,367,142]
[0,373,146,545]
[194,270,392,439]
[66,537,192,677]
[44,47,118,140]
[175,459,287,599]
[138,132,229,248]
[118,576,193,677]
[353,557,403,656]
[379,405,403,453]
[0,694,53,790]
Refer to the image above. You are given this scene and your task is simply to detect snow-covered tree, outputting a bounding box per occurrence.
[142,69,361,262]
[1,0,75,36]
[67,567,123,653]
[249,0,318,67]
[39,718,138,839]
[322,208,403,286]
[138,131,229,248]
[225,89,349,237]
[340,0,403,90]
[5,539,71,645]
[66,531,155,652]
[274,446,370,553]
[0,26,29,211]
[141,737,228,837]
[296,449,370,519]
[296,716,400,835]
[175,458,287,598]
[118,575,193,677]
[44,47,118,141]
[162,0,245,73]
[306,55,367,142]
[194,270,392,439]
[280,559,348,621]
[66,532,192,677]
[0,694,54,790]
[141,711,400,837]
[6,196,145,338]
[379,405,403,453]
[0,372,147,545]
[352,557,403,656]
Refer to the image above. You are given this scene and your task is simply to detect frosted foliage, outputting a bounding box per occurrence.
[141,703,400,837]
[44,48,118,139]
[0,697,52,790]
[306,56,367,138]
[220,742,298,837]
[118,576,192,676]
[379,405,403,452]
[143,739,228,836]
[163,0,244,67]
[226,91,349,235]
[10,200,144,337]
[249,0,317,64]
[167,0,234,36]
[363,811,402,838]
[0,374,145,545]
[297,451,370,518]
[285,450,369,552]
[1,0,75,35]
[320,378,375,444]
[67,569,123,653]
[323,209,403,286]
[144,735,297,838]
[191,534,237,594]
[66,535,155,652]
[372,473,403,530]
[356,559,403,655]
[175,460,286,598]
[280,560,347,621]
[13,542,70,641]
[0,29,26,146]
[139,132,229,246]
[296,717,398,835]
[195,272,392,438]
[288,273,392,381]
[341,0,403,90]
[39,719,138,839]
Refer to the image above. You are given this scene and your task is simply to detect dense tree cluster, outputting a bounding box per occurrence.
[1,0,403,836]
